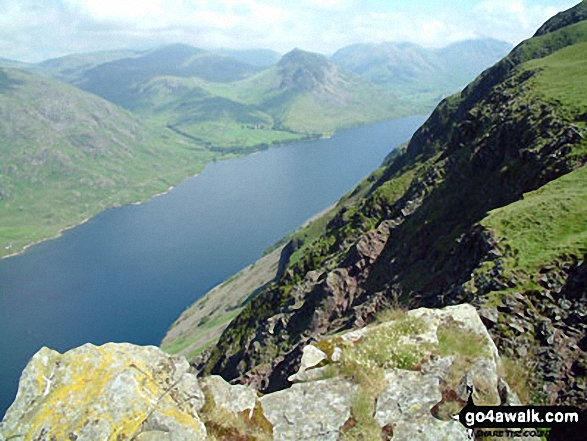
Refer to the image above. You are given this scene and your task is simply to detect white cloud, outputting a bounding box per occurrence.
[0,0,578,62]
[471,0,576,44]
[303,0,353,10]
[64,0,168,20]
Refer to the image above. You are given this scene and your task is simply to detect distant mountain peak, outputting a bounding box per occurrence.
[277,49,337,92]
[278,48,329,67]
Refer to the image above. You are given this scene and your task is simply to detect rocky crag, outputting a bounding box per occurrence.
[201,1,587,408]
[1,305,538,440]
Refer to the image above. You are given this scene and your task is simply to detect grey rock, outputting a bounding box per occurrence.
[375,370,470,441]
[260,378,355,441]
[288,345,327,383]
[201,375,258,416]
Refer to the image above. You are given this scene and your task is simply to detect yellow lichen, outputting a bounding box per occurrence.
[7,344,204,441]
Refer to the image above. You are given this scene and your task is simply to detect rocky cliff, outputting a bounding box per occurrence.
[2,305,534,440]
[201,1,587,408]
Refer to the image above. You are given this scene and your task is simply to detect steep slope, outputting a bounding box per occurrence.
[0,68,214,258]
[331,38,512,110]
[201,1,587,407]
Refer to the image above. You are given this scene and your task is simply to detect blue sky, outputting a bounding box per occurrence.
[0,0,579,62]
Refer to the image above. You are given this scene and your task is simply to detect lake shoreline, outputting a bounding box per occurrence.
[0,184,183,261]
[1,116,422,261]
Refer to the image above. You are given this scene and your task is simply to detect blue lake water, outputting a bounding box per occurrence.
[0,116,426,417]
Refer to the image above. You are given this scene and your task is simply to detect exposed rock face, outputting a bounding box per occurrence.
[0,343,207,441]
[2,305,531,440]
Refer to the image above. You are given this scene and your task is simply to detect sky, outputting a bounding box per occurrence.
[0,0,579,62]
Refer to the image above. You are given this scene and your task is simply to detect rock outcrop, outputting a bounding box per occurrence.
[1,305,537,440]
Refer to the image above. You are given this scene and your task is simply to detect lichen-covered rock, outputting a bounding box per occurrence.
[0,343,207,441]
[0,305,538,440]
[260,378,355,441]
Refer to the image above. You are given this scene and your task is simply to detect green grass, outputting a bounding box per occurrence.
[510,20,587,67]
[161,309,242,355]
[523,41,587,121]
[125,52,412,149]
[172,120,307,151]
[437,319,491,359]
[481,164,587,274]
[340,389,385,441]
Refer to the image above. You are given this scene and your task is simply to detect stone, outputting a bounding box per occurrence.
[478,307,499,328]
[0,343,207,441]
[1,304,528,440]
[200,375,257,416]
[375,370,470,441]
[260,378,355,441]
[287,345,328,383]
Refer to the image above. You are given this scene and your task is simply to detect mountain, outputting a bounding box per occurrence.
[183,1,587,408]
[0,57,34,70]
[74,44,262,107]
[331,38,512,110]
[208,49,407,134]
[0,67,215,258]
[97,48,409,153]
[38,49,141,83]
[0,47,410,256]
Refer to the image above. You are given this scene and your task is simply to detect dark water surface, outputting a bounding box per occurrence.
[0,116,426,416]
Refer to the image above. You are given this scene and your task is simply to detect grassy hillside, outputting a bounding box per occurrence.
[197,2,587,407]
[44,42,508,154]
[0,68,216,258]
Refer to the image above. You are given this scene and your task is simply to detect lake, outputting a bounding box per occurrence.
[0,115,426,417]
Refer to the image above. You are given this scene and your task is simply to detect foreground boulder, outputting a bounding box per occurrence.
[1,305,534,440]
[0,343,207,440]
